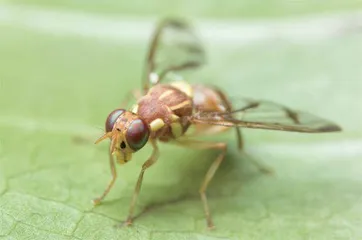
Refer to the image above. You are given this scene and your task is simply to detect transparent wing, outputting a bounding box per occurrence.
[191,98,341,133]
[142,18,205,93]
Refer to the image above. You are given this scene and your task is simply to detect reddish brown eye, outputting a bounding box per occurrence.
[105,109,125,132]
[126,119,150,151]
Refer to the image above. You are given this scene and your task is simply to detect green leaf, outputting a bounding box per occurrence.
[1,9,362,240]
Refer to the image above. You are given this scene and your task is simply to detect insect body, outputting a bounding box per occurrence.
[137,83,193,142]
[93,19,341,229]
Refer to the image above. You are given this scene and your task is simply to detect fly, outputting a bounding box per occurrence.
[93,19,341,229]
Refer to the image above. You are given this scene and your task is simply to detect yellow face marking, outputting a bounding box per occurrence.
[159,90,174,100]
[113,150,133,164]
[131,104,139,114]
[169,100,191,111]
[171,122,183,138]
[171,81,193,97]
[171,114,179,121]
[150,118,165,132]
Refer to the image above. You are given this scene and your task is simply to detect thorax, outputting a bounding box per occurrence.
[134,82,193,141]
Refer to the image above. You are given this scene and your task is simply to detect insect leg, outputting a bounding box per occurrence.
[92,143,117,205]
[235,127,244,150]
[202,89,272,175]
[214,88,245,150]
[123,140,159,226]
[176,139,227,229]
[238,150,274,175]
[234,127,272,174]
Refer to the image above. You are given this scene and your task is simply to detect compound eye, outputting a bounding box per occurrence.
[126,119,150,151]
[105,109,125,132]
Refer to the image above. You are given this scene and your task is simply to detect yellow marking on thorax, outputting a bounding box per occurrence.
[130,104,139,114]
[171,114,179,121]
[159,90,174,100]
[150,118,165,132]
[171,122,183,138]
[169,100,191,111]
[171,81,193,97]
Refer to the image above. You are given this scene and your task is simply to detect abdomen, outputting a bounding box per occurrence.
[191,84,231,134]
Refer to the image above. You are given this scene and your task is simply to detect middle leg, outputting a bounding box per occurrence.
[122,140,159,226]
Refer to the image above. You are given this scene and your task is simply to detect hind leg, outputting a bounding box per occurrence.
[215,90,273,174]
[189,124,273,175]
[175,139,227,229]
[235,127,274,175]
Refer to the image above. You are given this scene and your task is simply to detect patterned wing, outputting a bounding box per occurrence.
[191,98,341,133]
[142,18,205,93]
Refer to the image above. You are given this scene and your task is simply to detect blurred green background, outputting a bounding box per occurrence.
[6,0,362,18]
[0,1,362,239]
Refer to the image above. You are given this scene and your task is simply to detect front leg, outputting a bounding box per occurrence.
[92,143,117,205]
[122,140,159,226]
